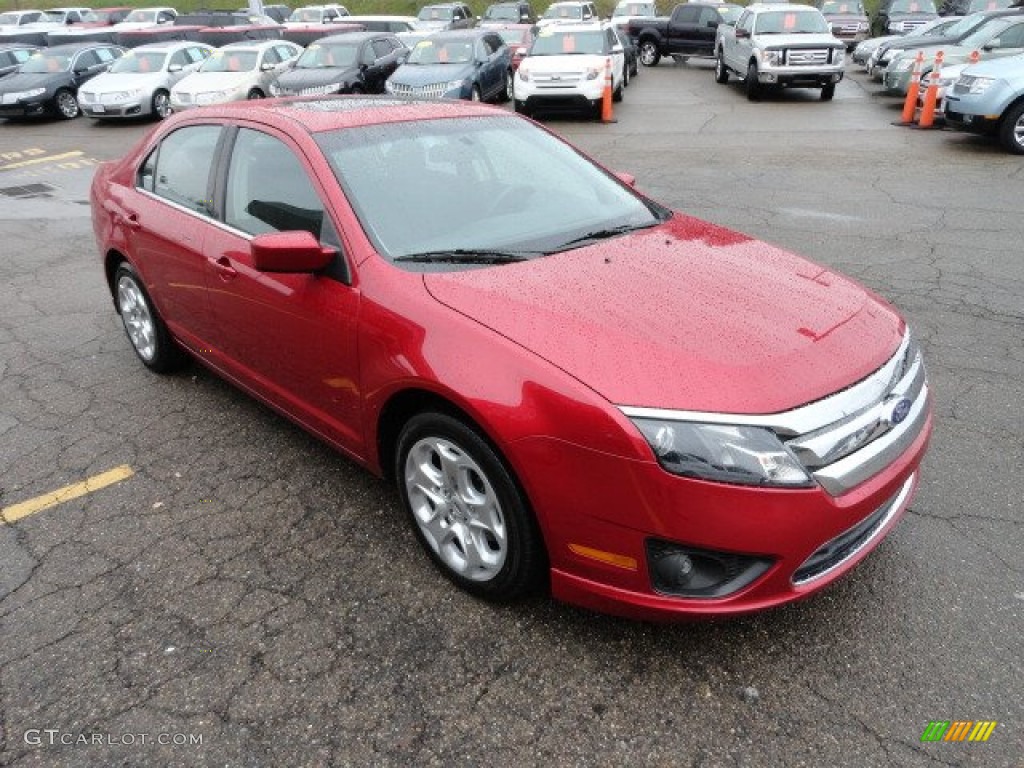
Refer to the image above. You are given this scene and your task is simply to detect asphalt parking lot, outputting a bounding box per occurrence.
[1,60,1022,767]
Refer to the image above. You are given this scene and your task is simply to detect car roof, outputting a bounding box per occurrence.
[0,43,40,51]
[220,39,297,50]
[168,95,504,133]
[310,31,389,43]
[131,40,210,52]
[35,42,124,54]
[426,28,495,39]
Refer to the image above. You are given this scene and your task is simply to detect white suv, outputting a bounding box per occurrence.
[514,21,625,118]
[536,1,598,28]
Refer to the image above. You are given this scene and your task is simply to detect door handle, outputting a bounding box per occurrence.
[213,256,238,279]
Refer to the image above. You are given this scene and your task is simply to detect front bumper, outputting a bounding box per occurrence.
[81,100,148,118]
[515,75,606,106]
[883,67,912,95]
[757,66,844,88]
[0,98,51,117]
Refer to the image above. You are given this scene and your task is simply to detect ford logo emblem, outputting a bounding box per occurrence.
[891,398,912,425]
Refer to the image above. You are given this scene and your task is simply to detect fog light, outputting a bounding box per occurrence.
[647,539,773,598]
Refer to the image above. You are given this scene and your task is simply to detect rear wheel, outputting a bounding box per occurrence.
[999,101,1024,155]
[745,61,761,101]
[639,40,660,67]
[821,82,836,101]
[247,88,264,99]
[396,412,545,601]
[715,51,729,84]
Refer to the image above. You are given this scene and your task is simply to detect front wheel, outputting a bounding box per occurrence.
[745,61,761,101]
[54,89,79,119]
[396,412,545,601]
[999,101,1024,155]
[470,85,481,102]
[715,51,729,84]
[639,40,660,67]
[151,89,172,119]
[114,263,187,373]
[247,88,264,100]
[821,82,836,101]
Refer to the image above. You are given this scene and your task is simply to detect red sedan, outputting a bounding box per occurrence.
[91,98,932,621]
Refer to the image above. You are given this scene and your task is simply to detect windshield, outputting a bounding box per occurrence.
[497,27,530,44]
[888,0,937,12]
[314,115,665,263]
[542,5,583,20]
[967,0,1010,11]
[612,2,655,17]
[110,50,167,73]
[418,6,454,20]
[20,53,70,73]
[124,10,158,23]
[754,10,831,34]
[200,50,258,72]
[485,5,521,20]
[407,38,474,64]
[530,29,605,54]
[820,1,865,13]
[295,41,358,67]
[960,17,1015,46]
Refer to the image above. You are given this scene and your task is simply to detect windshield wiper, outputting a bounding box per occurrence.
[393,248,537,264]
[556,223,653,249]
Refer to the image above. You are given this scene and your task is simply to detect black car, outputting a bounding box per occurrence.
[0,43,124,119]
[0,44,38,79]
[613,26,638,83]
[270,31,407,96]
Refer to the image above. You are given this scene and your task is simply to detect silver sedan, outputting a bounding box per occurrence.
[78,42,213,120]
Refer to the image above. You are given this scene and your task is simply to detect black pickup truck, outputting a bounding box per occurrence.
[627,2,743,66]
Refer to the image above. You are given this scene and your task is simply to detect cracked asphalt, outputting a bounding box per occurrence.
[0,62,1021,767]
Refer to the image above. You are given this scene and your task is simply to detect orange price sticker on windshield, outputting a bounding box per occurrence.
[783,13,796,29]
[562,34,576,52]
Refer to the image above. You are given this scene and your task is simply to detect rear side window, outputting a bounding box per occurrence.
[138,125,222,214]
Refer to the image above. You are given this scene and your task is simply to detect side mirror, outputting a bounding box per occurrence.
[735,27,749,38]
[612,43,623,52]
[251,231,334,273]
[168,63,183,72]
[982,39,998,50]
[261,62,275,70]
[614,170,636,187]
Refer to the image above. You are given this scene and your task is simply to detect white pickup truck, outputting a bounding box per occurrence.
[714,3,846,101]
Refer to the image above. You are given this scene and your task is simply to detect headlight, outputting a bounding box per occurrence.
[858,21,869,31]
[832,48,845,64]
[894,57,916,72]
[889,21,904,32]
[762,50,783,67]
[16,88,47,99]
[584,67,601,80]
[384,80,396,93]
[967,76,995,95]
[444,79,467,92]
[518,66,530,82]
[269,81,282,96]
[630,419,813,487]
[195,90,229,105]
[883,48,902,62]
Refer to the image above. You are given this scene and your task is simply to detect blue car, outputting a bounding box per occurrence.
[944,52,1024,154]
[385,29,513,102]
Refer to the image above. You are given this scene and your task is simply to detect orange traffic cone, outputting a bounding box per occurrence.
[967,49,980,65]
[601,57,615,123]
[917,50,944,129]
[899,51,925,125]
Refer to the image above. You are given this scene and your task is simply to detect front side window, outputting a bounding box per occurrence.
[140,125,222,214]
[225,129,331,241]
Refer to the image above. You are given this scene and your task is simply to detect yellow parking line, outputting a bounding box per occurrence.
[0,151,84,171]
[1,465,134,524]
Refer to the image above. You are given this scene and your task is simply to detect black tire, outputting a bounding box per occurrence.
[395,412,545,601]
[639,40,660,67]
[745,60,761,101]
[54,88,79,119]
[246,88,264,99]
[715,50,729,84]
[500,69,513,102]
[514,99,530,117]
[113,263,187,373]
[151,89,172,119]
[612,79,623,103]
[821,82,836,101]
[999,101,1024,155]
[623,63,629,88]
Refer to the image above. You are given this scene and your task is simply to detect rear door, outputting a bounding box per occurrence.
[666,4,701,54]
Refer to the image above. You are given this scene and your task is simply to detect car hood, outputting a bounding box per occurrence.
[83,71,164,91]
[961,52,1024,77]
[421,215,903,414]
[173,71,252,93]
[390,62,473,84]
[0,71,62,91]
[277,65,360,88]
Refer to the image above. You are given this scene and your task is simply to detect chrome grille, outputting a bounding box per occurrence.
[387,82,449,98]
[534,71,584,84]
[833,22,860,34]
[787,49,830,65]
[902,19,928,33]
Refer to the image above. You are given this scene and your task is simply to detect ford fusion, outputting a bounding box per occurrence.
[90,97,932,620]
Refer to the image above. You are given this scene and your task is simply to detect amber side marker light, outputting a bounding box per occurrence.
[569,543,638,571]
